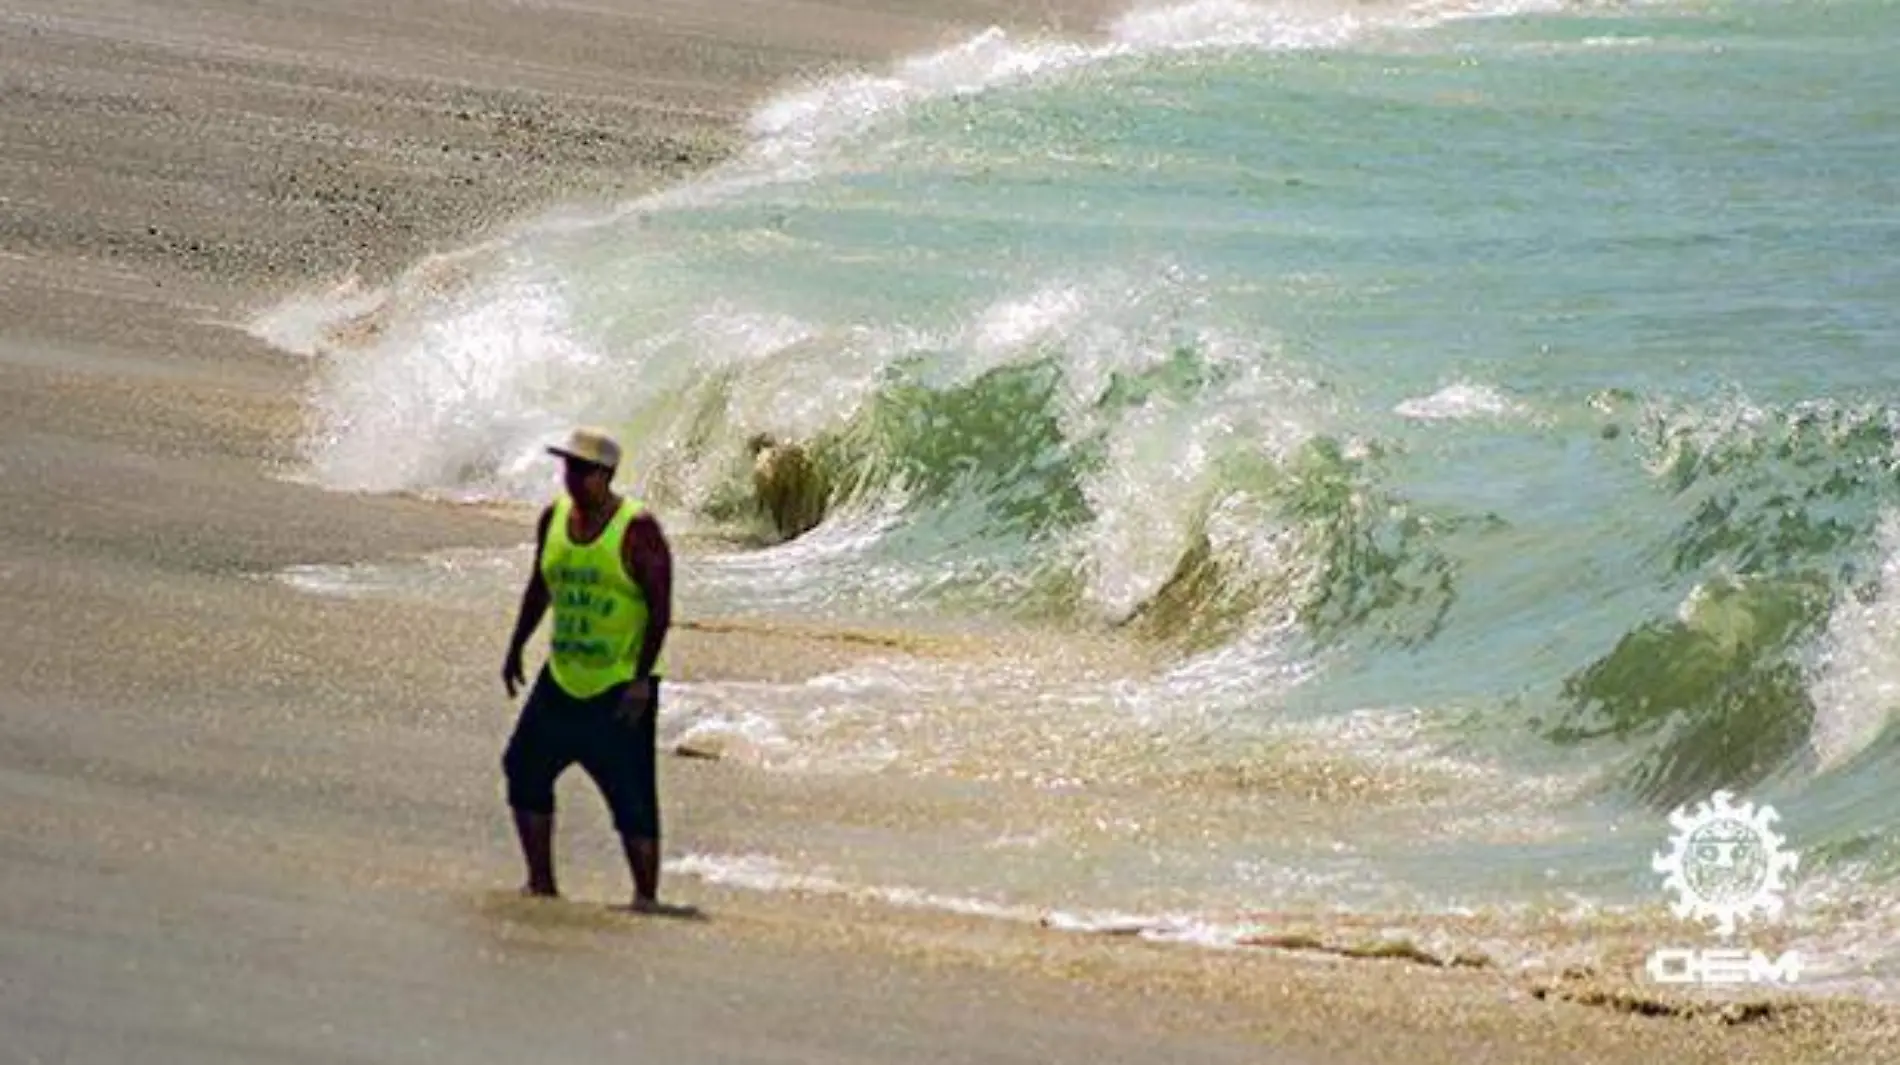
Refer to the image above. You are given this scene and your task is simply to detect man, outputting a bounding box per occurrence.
[499,426,678,913]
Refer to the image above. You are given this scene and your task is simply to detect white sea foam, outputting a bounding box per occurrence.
[1394,382,1525,422]
[671,850,1280,947]
[667,847,1771,978]
[247,276,386,358]
[270,547,530,605]
[673,852,1046,922]
[298,271,605,500]
[1807,509,1900,773]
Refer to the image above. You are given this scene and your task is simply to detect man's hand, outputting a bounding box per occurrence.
[619,677,656,722]
[503,644,527,697]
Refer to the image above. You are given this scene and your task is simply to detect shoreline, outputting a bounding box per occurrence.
[4,2,1897,1062]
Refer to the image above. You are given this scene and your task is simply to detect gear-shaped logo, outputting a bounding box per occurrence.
[1652,789,1799,938]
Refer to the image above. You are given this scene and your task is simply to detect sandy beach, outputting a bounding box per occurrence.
[3,1,1896,1062]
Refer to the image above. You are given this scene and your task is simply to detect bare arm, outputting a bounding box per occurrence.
[502,506,554,694]
[623,512,673,681]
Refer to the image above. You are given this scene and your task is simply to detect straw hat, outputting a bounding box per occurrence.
[547,426,621,471]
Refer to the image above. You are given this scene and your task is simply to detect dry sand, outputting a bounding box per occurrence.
[2,1,1894,1062]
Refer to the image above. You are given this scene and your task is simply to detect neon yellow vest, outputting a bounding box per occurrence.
[541,494,663,698]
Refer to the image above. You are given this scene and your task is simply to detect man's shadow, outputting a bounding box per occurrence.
[611,899,710,922]
[476,889,711,929]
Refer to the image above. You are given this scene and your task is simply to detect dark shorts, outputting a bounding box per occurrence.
[501,667,660,840]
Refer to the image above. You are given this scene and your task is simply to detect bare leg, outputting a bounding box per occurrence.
[513,809,558,896]
[622,836,659,906]
[618,838,703,918]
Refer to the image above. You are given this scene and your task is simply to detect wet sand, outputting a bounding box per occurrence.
[2,1,1895,1062]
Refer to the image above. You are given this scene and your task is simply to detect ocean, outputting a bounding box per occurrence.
[258,0,1900,997]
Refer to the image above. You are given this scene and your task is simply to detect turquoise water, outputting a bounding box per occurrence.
[274,0,1900,991]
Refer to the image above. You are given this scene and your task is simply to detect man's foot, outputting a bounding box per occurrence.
[520,882,560,899]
